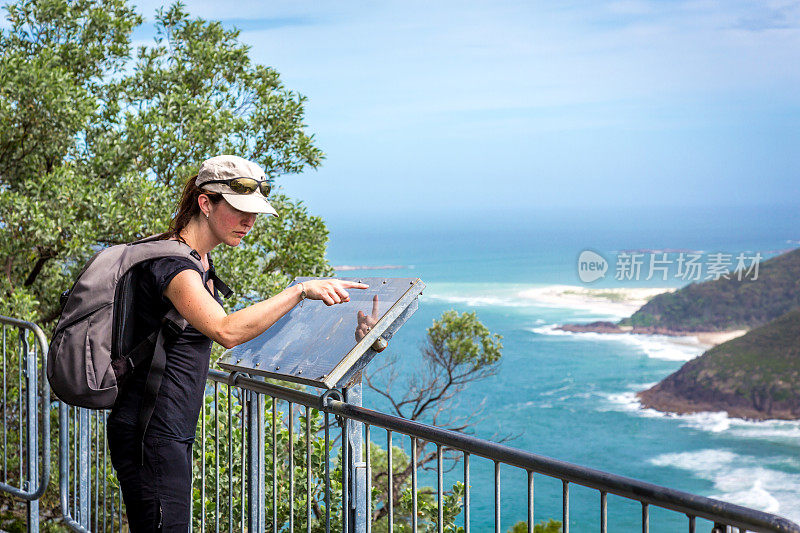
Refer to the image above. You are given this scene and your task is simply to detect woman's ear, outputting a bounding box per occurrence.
[197,193,211,218]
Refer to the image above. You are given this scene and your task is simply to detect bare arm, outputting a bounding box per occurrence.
[164,270,368,349]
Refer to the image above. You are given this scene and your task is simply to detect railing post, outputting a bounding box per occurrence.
[246,387,265,531]
[344,381,366,533]
[0,318,51,528]
[78,407,90,527]
[24,335,39,532]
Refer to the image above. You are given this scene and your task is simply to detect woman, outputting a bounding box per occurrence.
[106,155,367,531]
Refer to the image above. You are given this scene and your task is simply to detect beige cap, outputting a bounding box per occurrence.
[196,155,278,216]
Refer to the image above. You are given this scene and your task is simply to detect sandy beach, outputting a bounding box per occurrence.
[518,285,675,317]
[693,330,748,346]
[521,285,748,348]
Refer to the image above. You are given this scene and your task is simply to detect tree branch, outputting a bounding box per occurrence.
[4,257,14,293]
[23,248,56,287]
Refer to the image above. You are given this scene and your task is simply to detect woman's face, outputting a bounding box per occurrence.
[205,196,257,246]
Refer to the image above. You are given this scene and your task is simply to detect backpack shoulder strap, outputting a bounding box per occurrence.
[118,238,229,457]
[206,252,233,299]
[133,237,233,299]
[136,308,186,463]
[131,233,169,245]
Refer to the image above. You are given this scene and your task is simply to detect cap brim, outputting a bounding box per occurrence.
[221,192,278,216]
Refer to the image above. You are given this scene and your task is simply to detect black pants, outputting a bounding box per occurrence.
[107,423,193,532]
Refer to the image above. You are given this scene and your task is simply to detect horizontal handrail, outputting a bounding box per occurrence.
[210,369,800,533]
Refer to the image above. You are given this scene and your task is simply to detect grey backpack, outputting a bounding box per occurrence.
[47,235,231,439]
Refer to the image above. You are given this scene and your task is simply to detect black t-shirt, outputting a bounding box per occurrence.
[107,255,222,442]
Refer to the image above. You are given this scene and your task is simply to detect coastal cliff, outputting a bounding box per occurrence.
[638,309,800,420]
[624,247,800,332]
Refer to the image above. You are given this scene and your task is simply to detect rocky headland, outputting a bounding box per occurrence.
[638,309,800,420]
[559,247,800,419]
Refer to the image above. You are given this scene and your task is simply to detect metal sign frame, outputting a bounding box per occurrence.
[217,277,425,389]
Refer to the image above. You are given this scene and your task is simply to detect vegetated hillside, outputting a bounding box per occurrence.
[622,248,800,332]
[638,309,800,420]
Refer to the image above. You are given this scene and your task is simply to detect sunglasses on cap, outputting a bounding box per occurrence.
[202,177,272,197]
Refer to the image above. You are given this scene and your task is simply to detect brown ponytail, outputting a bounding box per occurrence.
[159,175,224,241]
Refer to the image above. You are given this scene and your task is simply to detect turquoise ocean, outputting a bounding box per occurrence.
[324,205,800,531]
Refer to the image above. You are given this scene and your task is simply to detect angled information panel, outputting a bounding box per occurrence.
[217,277,425,389]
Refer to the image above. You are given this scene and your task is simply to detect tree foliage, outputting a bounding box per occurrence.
[0,1,502,530]
[0,0,328,528]
[508,519,563,533]
[367,441,464,532]
[367,310,503,429]
[365,310,503,521]
[0,0,328,328]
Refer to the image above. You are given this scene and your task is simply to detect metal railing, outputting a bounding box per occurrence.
[2,313,800,532]
[0,315,51,531]
[58,406,123,532]
[200,371,800,533]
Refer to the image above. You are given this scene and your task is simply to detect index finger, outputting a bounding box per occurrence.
[371,294,379,316]
[341,281,369,289]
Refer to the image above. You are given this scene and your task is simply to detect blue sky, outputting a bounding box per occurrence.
[126,2,800,216]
